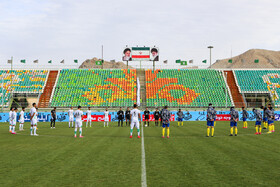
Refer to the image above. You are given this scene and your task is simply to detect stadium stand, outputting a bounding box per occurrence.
[0,70,49,107]
[50,69,137,107]
[145,69,233,107]
[234,70,280,107]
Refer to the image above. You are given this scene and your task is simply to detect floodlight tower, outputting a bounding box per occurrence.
[208,46,214,68]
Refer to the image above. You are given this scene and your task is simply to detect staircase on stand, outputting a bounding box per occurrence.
[38,70,58,108]
[224,70,245,108]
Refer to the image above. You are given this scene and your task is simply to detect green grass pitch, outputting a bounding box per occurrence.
[1,121,280,187]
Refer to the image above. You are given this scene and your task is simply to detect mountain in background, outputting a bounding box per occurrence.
[212,49,280,69]
[79,58,133,69]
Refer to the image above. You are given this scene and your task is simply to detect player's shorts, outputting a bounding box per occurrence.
[207,121,214,126]
[12,121,16,126]
[19,119,24,124]
[145,116,149,120]
[178,118,183,122]
[154,116,159,120]
[104,117,109,122]
[125,115,130,120]
[243,118,247,122]
[31,119,37,125]
[75,120,83,128]
[162,123,170,128]
[255,121,261,126]
[69,117,74,122]
[230,122,237,127]
[130,120,139,129]
[268,120,274,125]
[263,117,268,122]
[214,118,216,121]
[87,117,91,121]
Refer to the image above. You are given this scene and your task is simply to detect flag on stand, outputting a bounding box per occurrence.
[48,60,52,64]
[60,60,64,64]
[20,59,26,63]
[181,61,187,65]
[176,59,181,63]
[74,59,78,63]
[228,59,233,63]
[202,60,207,63]
[33,60,38,63]
[96,60,102,65]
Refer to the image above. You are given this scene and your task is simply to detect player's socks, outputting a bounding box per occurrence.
[207,128,210,137]
[243,122,245,128]
[90,122,92,127]
[178,122,180,127]
[107,122,109,127]
[30,126,33,135]
[211,128,214,137]
[255,126,258,133]
[235,128,238,135]
[181,122,183,127]
[74,127,77,136]
[246,122,248,128]
[34,126,37,135]
[79,127,82,136]
[230,127,233,135]
[104,122,105,127]
[69,122,70,128]
[9,125,12,132]
[214,121,216,127]
[272,125,275,132]
[137,128,140,136]
[259,127,262,134]
[162,128,165,137]
[167,128,170,137]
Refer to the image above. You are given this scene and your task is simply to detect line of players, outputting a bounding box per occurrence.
[8,103,276,138]
[8,103,39,136]
[206,103,276,137]
[8,103,174,139]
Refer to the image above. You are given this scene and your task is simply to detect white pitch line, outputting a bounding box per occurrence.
[141,122,147,187]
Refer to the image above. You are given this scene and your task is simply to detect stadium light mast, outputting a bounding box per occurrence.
[208,46,214,68]
[102,45,104,69]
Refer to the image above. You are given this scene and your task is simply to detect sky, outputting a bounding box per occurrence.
[0,0,280,69]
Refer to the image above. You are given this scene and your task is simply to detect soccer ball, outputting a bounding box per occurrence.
[145,124,147,127]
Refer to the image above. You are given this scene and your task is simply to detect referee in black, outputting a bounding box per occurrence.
[125,107,131,126]
[50,107,57,128]
[117,107,124,127]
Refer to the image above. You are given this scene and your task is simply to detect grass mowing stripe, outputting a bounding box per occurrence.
[141,122,147,187]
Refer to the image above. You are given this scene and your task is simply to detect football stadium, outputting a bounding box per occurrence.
[1,1,280,187]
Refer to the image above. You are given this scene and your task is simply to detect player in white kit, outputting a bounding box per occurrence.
[86,107,92,128]
[130,104,141,139]
[68,107,74,128]
[74,106,84,138]
[11,107,18,134]
[9,107,14,132]
[19,107,25,131]
[104,108,109,127]
[30,103,38,136]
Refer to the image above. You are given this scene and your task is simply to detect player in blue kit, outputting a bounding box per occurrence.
[230,107,239,136]
[242,107,248,128]
[206,103,215,137]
